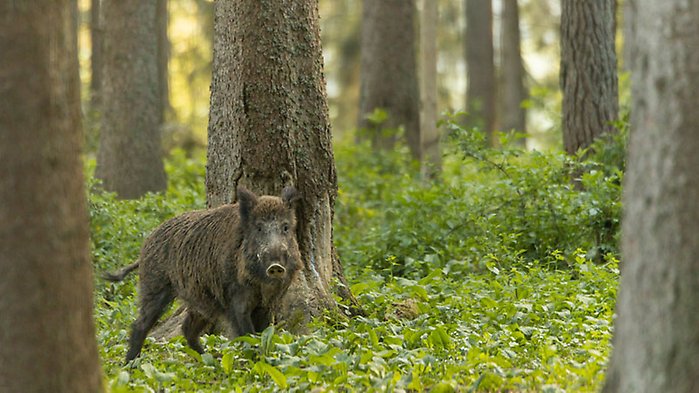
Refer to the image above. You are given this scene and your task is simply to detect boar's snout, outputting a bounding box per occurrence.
[266,263,286,279]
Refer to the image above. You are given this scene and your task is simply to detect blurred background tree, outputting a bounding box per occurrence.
[75,0,597,156]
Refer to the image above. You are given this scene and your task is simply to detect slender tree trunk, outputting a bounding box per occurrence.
[358,0,421,159]
[156,0,170,124]
[560,0,618,155]
[465,0,496,143]
[603,1,699,392]
[330,11,361,136]
[0,2,103,392]
[419,0,441,178]
[90,0,103,110]
[207,0,357,327]
[500,0,527,146]
[96,0,167,199]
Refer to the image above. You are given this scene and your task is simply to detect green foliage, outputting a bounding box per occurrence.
[89,149,206,278]
[335,116,623,278]
[92,120,625,391]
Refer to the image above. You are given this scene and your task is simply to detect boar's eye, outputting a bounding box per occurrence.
[256,224,263,233]
[282,223,290,233]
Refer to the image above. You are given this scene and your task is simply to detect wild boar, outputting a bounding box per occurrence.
[104,186,302,362]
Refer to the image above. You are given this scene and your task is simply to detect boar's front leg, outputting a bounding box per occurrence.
[251,306,271,332]
[227,289,255,336]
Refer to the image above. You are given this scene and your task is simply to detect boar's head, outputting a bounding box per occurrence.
[237,186,302,283]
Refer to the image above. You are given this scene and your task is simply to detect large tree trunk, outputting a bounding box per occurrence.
[603,1,699,392]
[96,0,167,199]
[419,0,441,178]
[500,0,527,145]
[0,2,103,392]
[465,0,497,143]
[358,0,420,159]
[206,0,357,328]
[560,0,618,155]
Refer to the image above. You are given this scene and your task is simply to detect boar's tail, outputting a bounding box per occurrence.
[102,261,139,282]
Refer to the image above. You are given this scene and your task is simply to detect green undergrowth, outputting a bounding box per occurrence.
[91,119,625,392]
[334,116,623,279]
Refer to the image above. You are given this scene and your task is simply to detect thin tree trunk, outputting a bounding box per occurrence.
[90,0,103,110]
[330,10,361,136]
[500,0,527,146]
[419,0,441,178]
[465,0,497,143]
[0,2,103,392]
[207,0,357,328]
[156,0,170,124]
[359,0,421,159]
[603,1,699,392]
[560,0,618,155]
[96,0,167,199]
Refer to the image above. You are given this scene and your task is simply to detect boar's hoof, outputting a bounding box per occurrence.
[266,263,286,279]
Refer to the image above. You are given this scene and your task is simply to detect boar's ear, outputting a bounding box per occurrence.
[237,186,257,223]
[281,186,301,207]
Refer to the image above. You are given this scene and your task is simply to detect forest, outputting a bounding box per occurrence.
[1,0,698,392]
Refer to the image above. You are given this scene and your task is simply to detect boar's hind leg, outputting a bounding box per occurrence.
[182,310,209,354]
[125,285,175,362]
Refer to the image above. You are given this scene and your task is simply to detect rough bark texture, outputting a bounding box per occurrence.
[359,0,420,159]
[96,0,167,199]
[419,0,441,178]
[0,2,103,392]
[465,0,496,143]
[603,2,699,392]
[500,0,527,145]
[206,0,357,330]
[560,0,618,155]
[90,0,103,110]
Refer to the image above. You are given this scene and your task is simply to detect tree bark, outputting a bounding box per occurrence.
[465,0,497,143]
[358,0,421,159]
[96,0,167,199]
[156,0,170,124]
[0,2,103,392]
[419,0,441,178]
[500,0,527,145]
[603,1,699,392]
[206,0,357,329]
[560,0,618,155]
[90,0,103,110]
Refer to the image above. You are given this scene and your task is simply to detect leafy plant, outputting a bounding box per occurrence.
[91,118,625,391]
[335,116,623,278]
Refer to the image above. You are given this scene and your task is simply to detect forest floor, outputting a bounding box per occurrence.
[93,124,624,392]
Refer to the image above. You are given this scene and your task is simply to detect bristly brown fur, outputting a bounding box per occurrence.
[106,186,302,362]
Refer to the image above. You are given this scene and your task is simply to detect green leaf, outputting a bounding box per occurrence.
[254,361,288,389]
[115,370,130,385]
[429,326,453,350]
[221,352,233,374]
[233,335,260,345]
[201,353,216,367]
[183,347,202,362]
[260,325,275,356]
